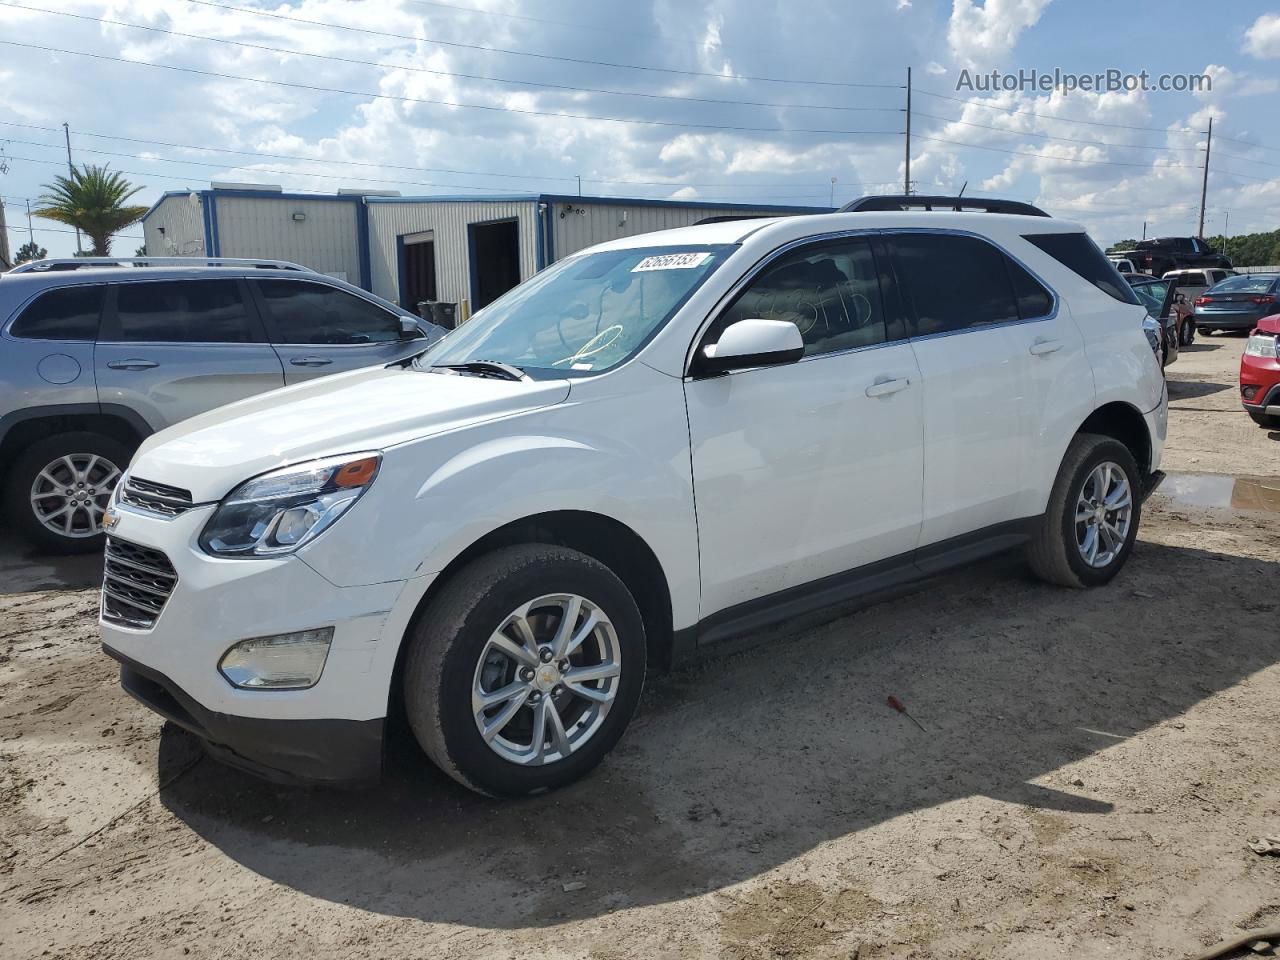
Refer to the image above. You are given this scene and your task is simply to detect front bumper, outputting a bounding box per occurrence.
[99,502,432,784]
[106,646,384,785]
[1240,355,1280,416]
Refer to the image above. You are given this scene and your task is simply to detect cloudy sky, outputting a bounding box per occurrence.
[1,0,1278,258]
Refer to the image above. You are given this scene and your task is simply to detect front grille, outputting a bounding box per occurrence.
[119,476,194,518]
[102,538,178,629]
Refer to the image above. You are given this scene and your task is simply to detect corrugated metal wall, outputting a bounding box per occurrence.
[551,200,807,258]
[143,193,206,256]
[214,196,362,282]
[367,200,538,305]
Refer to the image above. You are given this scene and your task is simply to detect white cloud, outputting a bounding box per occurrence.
[947,0,1052,68]
[925,61,947,75]
[1244,13,1280,59]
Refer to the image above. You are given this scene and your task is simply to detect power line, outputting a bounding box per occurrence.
[1212,131,1280,152]
[0,39,902,139]
[913,111,1197,153]
[184,0,901,89]
[398,0,637,36]
[916,135,1201,169]
[4,222,142,239]
[0,3,903,116]
[3,118,900,190]
[915,88,1194,135]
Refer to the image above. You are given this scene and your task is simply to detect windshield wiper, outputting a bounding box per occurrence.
[430,360,528,381]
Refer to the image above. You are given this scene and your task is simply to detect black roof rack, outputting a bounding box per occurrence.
[838,195,1050,217]
[693,214,779,225]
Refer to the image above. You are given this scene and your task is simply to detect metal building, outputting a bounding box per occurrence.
[141,186,830,310]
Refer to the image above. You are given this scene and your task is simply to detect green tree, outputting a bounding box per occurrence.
[1106,239,1139,254]
[33,164,148,256]
[135,244,147,257]
[13,240,47,265]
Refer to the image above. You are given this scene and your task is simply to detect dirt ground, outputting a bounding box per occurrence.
[3,334,1280,960]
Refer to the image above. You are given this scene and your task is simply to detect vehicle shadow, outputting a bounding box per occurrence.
[0,528,103,595]
[157,541,1280,929]
[1165,379,1231,401]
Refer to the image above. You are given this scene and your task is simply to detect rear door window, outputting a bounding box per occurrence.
[888,233,1019,336]
[255,279,402,344]
[1024,233,1140,305]
[112,280,257,343]
[9,285,104,340]
[1006,257,1054,319]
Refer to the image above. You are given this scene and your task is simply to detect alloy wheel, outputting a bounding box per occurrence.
[471,593,622,766]
[1074,461,1132,568]
[29,454,121,539]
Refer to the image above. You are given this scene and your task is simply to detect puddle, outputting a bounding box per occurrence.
[1160,472,1280,514]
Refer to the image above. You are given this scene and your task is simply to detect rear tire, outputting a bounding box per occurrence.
[402,544,646,797]
[1179,319,1195,346]
[1026,433,1142,589]
[5,432,130,554]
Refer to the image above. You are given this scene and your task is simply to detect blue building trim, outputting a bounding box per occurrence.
[537,194,832,214]
[140,190,190,222]
[534,203,545,271]
[198,191,215,255]
[354,198,372,291]
[206,192,221,256]
[395,234,409,306]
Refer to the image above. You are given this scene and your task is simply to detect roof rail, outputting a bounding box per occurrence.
[838,195,1051,217]
[7,256,313,274]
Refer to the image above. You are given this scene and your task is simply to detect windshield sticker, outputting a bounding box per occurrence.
[571,362,594,370]
[632,252,712,272]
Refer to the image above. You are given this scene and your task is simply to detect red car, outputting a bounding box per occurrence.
[1241,312,1280,427]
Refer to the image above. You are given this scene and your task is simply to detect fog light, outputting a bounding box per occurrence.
[219,627,333,690]
[1243,385,1259,402]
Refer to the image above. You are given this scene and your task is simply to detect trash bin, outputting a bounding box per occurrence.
[417,301,458,329]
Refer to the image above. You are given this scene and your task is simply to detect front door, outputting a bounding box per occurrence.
[251,278,425,384]
[684,235,924,619]
[94,278,284,431]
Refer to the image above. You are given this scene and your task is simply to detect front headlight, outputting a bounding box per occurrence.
[1142,315,1162,356]
[198,452,381,558]
[1245,333,1278,359]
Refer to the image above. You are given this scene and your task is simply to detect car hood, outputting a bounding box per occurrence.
[129,366,571,502]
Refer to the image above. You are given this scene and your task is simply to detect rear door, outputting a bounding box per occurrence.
[250,278,427,383]
[94,278,285,430]
[3,283,103,413]
[885,231,1033,546]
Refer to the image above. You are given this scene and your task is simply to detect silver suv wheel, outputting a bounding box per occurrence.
[29,454,121,539]
[471,593,622,766]
[1074,460,1132,568]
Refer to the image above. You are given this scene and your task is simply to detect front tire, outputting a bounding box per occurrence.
[1026,434,1142,588]
[403,544,646,797]
[1248,409,1280,429]
[1179,318,1195,346]
[4,432,130,554]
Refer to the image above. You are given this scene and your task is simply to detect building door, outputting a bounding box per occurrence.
[469,219,521,309]
[401,232,437,310]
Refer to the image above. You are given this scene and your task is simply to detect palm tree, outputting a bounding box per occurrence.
[35,165,148,256]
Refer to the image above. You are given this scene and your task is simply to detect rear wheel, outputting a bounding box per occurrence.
[403,544,646,796]
[1027,434,1141,588]
[5,432,129,554]
[1179,318,1195,346]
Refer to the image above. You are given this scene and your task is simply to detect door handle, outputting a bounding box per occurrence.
[106,359,158,370]
[289,357,334,367]
[864,377,911,398]
[1029,338,1063,356]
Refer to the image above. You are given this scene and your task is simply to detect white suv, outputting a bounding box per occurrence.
[99,209,1167,796]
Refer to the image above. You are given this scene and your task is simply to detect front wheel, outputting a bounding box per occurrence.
[1248,409,1280,429]
[403,544,646,797]
[1026,434,1142,588]
[1179,319,1195,346]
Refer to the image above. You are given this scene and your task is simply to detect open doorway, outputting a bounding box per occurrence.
[399,231,437,310]
[468,219,521,310]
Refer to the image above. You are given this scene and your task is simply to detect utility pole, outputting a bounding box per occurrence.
[829,176,836,207]
[1141,221,1147,241]
[1197,116,1212,238]
[904,67,912,195]
[62,122,82,254]
[576,175,581,197]
[1223,210,1229,256]
[25,199,34,246]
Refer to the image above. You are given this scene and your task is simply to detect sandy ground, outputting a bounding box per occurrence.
[3,334,1280,960]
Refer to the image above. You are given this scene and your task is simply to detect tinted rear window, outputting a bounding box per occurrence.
[1024,233,1140,305]
[1211,275,1277,294]
[9,285,103,340]
[113,280,255,343]
[890,233,1019,336]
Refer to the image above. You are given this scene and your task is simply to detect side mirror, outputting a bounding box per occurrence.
[400,317,424,340]
[697,318,804,375]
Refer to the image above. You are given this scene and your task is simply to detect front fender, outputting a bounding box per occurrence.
[299,364,700,629]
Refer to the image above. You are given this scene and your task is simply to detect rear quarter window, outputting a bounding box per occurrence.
[8,285,104,340]
[1024,233,1140,305]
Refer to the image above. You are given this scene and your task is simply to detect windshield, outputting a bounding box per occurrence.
[1129,280,1169,315]
[1210,275,1276,294]
[420,244,732,378]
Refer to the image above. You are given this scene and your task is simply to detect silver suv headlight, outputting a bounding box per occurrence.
[198,453,381,558]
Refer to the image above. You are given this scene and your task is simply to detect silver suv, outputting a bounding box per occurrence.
[0,258,443,553]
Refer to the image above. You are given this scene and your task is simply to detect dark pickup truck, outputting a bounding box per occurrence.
[1112,237,1233,277]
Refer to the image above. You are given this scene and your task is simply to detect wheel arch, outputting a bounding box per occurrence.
[387,510,676,725]
[0,405,148,484]
[1077,401,1153,474]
